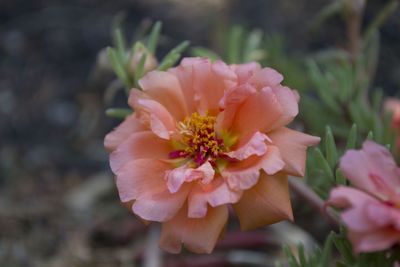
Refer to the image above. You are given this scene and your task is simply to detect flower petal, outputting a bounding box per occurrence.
[348,229,400,253]
[326,186,379,209]
[115,159,170,202]
[128,90,176,139]
[222,145,284,191]
[217,83,256,130]
[188,178,242,218]
[267,86,299,130]
[365,202,400,230]
[132,183,190,222]
[339,141,400,197]
[180,57,237,114]
[230,62,261,84]
[110,131,171,173]
[139,70,188,120]
[267,127,320,176]
[225,132,268,160]
[165,162,215,194]
[232,87,283,135]
[249,67,283,89]
[160,204,228,253]
[104,114,146,152]
[233,172,293,230]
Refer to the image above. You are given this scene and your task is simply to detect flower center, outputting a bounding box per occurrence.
[170,112,224,166]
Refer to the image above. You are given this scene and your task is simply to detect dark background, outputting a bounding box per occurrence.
[0,0,399,266]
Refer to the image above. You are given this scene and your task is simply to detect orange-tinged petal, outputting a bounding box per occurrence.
[110,131,171,173]
[222,145,284,191]
[232,87,283,135]
[115,159,169,202]
[233,172,293,231]
[230,62,261,84]
[128,90,176,139]
[165,162,215,194]
[139,71,188,120]
[104,114,146,152]
[268,127,320,176]
[249,67,283,89]
[160,204,228,254]
[225,131,268,160]
[268,86,299,131]
[188,178,242,218]
[181,57,237,114]
[132,184,190,222]
[217,83,257,130]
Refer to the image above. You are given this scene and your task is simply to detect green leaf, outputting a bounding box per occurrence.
[227,25,243,64]
[283,245,300,267]
[169,40,190,55]
[134,53,147,87]
[106,108,132,118]
[314,148,334,181]
[372,89,383,112]
[147,21,162,54]
[335,168,347,185]
[157,40,190,71]
[320,232,334,267]
[346,124,358,149]
[297,244,308,267]
[113,28,127,63]
[325,126,338,169]
[108,47,132,93]
[157,53,181,71]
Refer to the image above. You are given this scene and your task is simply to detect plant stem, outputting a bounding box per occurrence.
[288,176,340,227]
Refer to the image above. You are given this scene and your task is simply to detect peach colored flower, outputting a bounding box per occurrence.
[105,58,320,253]
[327,141,400,253]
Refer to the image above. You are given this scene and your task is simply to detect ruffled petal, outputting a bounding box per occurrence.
[139,70,188,120]
[222,145,284,191]
[128,90,176,139]
[188,178,242,218]
[232,87,283,135]
[267,86,299,131]
[217,83,256,130]
[225,131,268,160]
[230,62,261,84]
[110,131,171,173]
[160,204,228,253]
[115,159,170,203]
[104,114,146,152]
[132,183,190,222]
[249,67,283,89]
[267,127,320,176]
[165,162,215,194]
[339,141,400,197]
[233,172,293,230]
[180,57,237,114]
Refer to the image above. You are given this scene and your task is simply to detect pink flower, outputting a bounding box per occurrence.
[327,141,400,253]
[105,58,320,253]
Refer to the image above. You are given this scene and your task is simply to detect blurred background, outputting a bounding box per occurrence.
[1,0,399,266]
